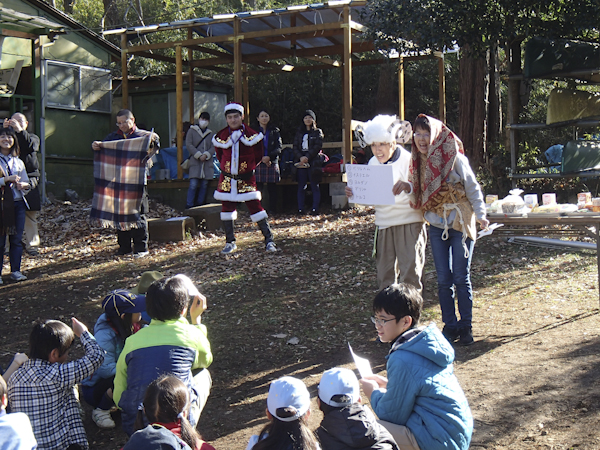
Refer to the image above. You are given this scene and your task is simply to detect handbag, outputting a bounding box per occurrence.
[181,131,210,172]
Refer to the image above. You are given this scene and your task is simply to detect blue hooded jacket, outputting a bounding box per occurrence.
[370,323,473,450]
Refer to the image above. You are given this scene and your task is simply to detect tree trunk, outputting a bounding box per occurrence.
[63,0,74,15]
[487,43,502,148]
[103,0,119,29]
[458,46,489,172]
[375,63,395,115]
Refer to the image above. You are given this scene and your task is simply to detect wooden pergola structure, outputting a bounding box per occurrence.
[107,0,446,180]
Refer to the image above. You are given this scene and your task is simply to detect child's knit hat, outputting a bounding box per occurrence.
[131,271,163,294]
[267,376,310,422]
[318,367,360,407]
[102,289,146,317]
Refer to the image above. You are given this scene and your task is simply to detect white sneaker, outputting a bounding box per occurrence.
[221,242,237,255]
[92,408,115,429]
[265,242,277,253]
[10,271,27,282]
[133,251,149,258]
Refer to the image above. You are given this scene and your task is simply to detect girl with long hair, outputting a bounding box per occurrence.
[0,126,29,283]
[126,375,215,450]
[293,110,324,215]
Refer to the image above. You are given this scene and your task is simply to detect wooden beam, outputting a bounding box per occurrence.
[437,54,446,122]
[0,28,37,39]
[242,63,249,125]
[233,18,242,103]
[176,44,184,179]
[246,57,385,75]
[398,57,404,120]
[121,33,128,109]
[342,5,352,166]
[135,51,177,64]
[127,22,344,53]
[188,28,195,124]
[295,12,339,46]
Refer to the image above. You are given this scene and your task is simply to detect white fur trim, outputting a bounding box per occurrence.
[202,151,211,159]
[251,210,268,222]
[221,211,238,221]
[241,131,263,147]
[214,190,262,202]
[231,129,242,175]
[362,115,413,145]
[213,135,232,149]
[224,103,244,115]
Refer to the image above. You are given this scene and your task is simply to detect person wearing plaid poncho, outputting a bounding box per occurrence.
[91,109,159,258]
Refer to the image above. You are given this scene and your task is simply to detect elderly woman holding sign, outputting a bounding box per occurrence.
[346,115,426,293]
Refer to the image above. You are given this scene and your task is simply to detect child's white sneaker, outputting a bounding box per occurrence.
[10,271,27,282]
[92,408,115,429]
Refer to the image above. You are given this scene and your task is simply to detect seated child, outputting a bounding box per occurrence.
[8,318,104,450]
[114,275,213,435]
[125,375,215,450]
[81,289,146,429]
[1,352,28,383]
[245,376,319,450]
[0,372,37,450]
[359,284,473,450]
[316,367,398,450]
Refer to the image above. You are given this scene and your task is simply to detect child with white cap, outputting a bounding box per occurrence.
[347,115,426,293]
[316,367,398,450]
[245,376,320,450]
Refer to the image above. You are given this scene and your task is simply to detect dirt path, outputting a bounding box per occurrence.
[1,202,599,450]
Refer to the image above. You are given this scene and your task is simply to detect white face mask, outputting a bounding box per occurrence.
[198,120,209,128]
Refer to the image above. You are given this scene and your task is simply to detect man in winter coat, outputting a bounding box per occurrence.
[359,284,473,450]
[212,102,276,254]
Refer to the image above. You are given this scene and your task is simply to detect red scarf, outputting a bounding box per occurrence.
[408,114,464,210]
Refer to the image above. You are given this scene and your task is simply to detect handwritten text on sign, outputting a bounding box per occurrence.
[346,164,395,205]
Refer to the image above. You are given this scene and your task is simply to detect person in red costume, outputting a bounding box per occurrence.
[212,102,277,254]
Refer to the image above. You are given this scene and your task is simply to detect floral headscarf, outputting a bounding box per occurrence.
[408,114,464,210]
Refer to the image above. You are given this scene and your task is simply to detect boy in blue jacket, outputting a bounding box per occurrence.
[359,284,473,450]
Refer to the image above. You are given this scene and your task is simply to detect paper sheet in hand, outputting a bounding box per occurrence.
[348,342,373,378]
[477,223,504,238]
[346,164,395,206]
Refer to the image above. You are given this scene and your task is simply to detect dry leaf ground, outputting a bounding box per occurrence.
[1,200,599,450]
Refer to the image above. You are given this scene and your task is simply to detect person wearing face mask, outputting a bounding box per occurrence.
[185,112,215,208]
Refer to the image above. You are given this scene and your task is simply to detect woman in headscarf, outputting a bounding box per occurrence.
[400,114,488,346]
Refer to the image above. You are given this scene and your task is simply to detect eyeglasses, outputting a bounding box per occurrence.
[370,316,396,327]
[413,132,430,139]
[116,120,132,126]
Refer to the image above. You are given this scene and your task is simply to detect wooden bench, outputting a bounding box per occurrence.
[148,217,196,242]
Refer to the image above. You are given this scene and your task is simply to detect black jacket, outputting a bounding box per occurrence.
[293,127,323,163]
[16,130,41,211]
[258,125,283,163]
[316,404,399,450]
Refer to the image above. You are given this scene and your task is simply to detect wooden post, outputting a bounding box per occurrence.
[234,18,243,103]
[398,57,405,120]
[342,6,352,166]
[188,28,195,124]
[176,44,184,180]
[121,33,129,109]
[438,54,446,122]
[242,63,249,125]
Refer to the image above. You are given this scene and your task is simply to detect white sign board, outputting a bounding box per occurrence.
[346,164,395,206]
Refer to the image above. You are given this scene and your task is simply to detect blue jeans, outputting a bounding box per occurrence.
[0,199,26,274]
[429,225,474,330]
[186,178,209,209]
[296,168,320,211]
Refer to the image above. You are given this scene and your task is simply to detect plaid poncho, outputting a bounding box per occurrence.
[90,132,156,230]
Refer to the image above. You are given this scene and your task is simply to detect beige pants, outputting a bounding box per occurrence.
[378,419,421,450]
[190,368,212,428]
[376,222,427,293]
[24,210,40,249]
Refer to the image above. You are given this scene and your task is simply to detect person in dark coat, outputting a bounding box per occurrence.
[317,368,399,450]
[4,113,41,256]
[255,109,282,213]
[293,110,324,215]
